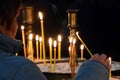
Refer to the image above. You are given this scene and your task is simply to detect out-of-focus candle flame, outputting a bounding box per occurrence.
[80,44,84,50]
[49,38,52,46]
[39,36,42,42]
[76,31,79,36]
[73,38,76,44]
[29,33,33,40]
[54,40,57,48]
[58,35,62,42]
[38,12,43,20]
[36,35,39,41]
[21,25,24,30]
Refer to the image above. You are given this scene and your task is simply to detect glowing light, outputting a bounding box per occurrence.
[58,35,62,42]
[80,44,84,50]
[54,40,57,48]
[38,12,43,20]
[29,33,33,40]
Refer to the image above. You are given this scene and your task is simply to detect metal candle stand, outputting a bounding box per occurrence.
[67,9,79,80]
[22,6,34,58]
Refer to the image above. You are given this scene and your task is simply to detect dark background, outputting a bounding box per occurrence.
[16,0,120,62]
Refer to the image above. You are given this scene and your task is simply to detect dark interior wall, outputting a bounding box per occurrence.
[16,0,120,61]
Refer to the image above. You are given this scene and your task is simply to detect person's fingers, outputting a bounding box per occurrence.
[106,58,112,69]
[100,54,107,60]
[90,54,99,60]
[90,54,111,70]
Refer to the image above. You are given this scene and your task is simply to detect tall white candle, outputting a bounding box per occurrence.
[39,36,42,60]
[36,35,39,60]
[38,12,46,64]
[80,44,84,60]
[54,40,57,72]
[27,33,34,61]
[21,25,27,58]
[58,35,62,60]
[49,37,52,72]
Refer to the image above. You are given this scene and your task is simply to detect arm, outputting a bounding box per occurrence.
[75,54,111,80]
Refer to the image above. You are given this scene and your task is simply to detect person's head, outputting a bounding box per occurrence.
[0,0,22,38]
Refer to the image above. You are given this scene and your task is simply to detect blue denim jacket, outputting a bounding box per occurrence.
[0,33,47,80]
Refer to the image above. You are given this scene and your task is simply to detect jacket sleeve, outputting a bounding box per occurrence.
[75,60,109,80]
[13,62,47,80]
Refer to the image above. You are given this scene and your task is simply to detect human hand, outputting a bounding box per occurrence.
[90,54,111,70]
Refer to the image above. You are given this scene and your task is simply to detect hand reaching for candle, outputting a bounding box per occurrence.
[75,53,111,80]
[90,54,111,70]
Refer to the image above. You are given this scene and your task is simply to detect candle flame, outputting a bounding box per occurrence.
[54,40,57,48]
[73,38,76,44]
[109,57,112,65]
[76,31,79,36]
[80,44,84,50]
[21,25,24,30]
[29,33,33,40]
[69,37,73,44]
[39,36,42,42]
[58,35,62,42]
[49,38,52,46]
[36,35,39,41]
[38,12,43,20]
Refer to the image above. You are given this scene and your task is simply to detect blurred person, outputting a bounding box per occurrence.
[0,0,47,80]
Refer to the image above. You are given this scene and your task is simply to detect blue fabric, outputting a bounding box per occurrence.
[0,33,47,80]
[75,60,109,80]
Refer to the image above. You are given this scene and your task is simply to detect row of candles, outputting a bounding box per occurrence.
[21,11,64,72]
[21,11,112,76]
[21,24,62,71]
[21,24,87,72]
[21,25,62,60]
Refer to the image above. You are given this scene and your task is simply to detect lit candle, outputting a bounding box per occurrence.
[109,57,112,78]
[80,44,84,60]
[36,35,39,60]
[38,12,46,64]
[53,40,57,72]
[76,31,93,57]
[39,36,42,60]
[27,33,34,61]
[49,37,52,72]
[21,25,27,58]
[58,35,62,60]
